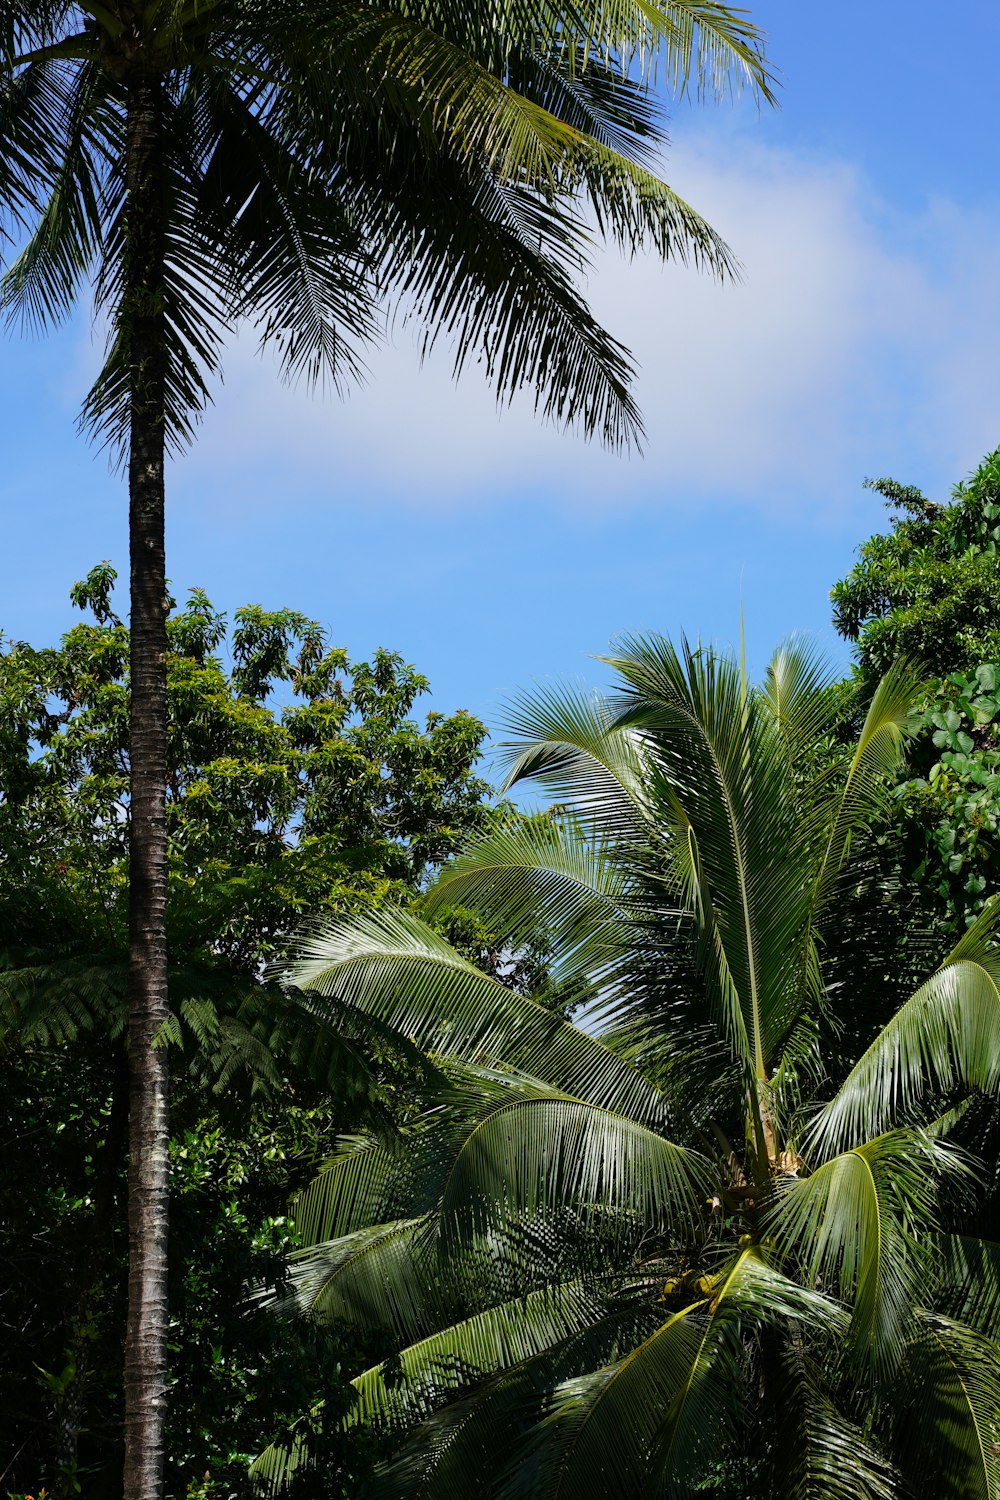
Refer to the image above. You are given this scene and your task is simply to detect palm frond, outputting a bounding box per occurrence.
[267,1218,452,1338]
[812,660,925,910]
[809,897,1000,1155]
[497,682,648,839]
[506,1248,842,1500]
[427,814,637,993]
[894,1312,1000,1500]
[353,1281,606,1430]
[432,1076,710,1242]
[762,1335,898,1500]
[0,58,112,332]
[760,637,837,757]
[767,1130,965,1371]
[291,1133,411,1247]
[253,1290,659,1496]
[936,1236,1000,1341]
[287,906,670,1127]
[607,634,817,1094]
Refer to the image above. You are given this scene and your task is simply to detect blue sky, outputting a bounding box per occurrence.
[4,1,1000,763]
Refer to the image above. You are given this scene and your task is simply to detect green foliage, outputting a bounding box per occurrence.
[830,447,1000,937]
[832,450,1000,677]
[0,565,492,969]
[253,636,1000,1499]
[165,1106,379,1499]
[0,567,500,1495]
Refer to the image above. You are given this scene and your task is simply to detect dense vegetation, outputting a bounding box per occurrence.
[5,446,1000,1497]
[0,571,493,1496]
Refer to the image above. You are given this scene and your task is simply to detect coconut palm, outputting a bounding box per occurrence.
[1,4,774,1489]
[255,635,1000,1498]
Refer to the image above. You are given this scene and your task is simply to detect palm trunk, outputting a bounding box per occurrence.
[122,70,170,1500]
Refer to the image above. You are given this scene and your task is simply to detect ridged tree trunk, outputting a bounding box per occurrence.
[122,69,170,1500]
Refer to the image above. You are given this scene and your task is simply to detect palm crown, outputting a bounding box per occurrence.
[2,0,773,450]
[256,636,1000,1498]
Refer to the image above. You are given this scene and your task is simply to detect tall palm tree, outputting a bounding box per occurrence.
[0,5,773,1492]
[256,637,1000,1497]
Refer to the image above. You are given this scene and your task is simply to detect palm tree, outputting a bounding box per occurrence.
[255,637,1000,1497]
[0,5,774,1491]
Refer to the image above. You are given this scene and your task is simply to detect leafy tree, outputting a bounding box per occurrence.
[0,563,493,969]
[0,1050,380,1499]
[253,636,1000,1499]
[0,568,490,1495]
[832,448,1000,935]
[832,450,1000,678]
[1,5,774,1487]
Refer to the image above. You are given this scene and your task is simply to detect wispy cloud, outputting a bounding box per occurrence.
[173,133,1000,519]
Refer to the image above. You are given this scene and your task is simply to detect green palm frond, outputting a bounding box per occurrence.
[432,1077,710,1242]
[351,1281,606,1429]
[506,1249,842,1500]
[767,1130,966,1370]
[812,659,924,909]
[608,634,817,1094]
[196,70,377,389]
[4,0,777,460]
[389,172,645,449]
[894,1313,1000,1500]
[809,897,1000,1154]
[497,682,648,841]
[269,1218,449,1336]
[289,906,670,1126]
[0,58,111,332]
[760,637,837,757]
[427,814,637,993]
[937,1236,1000,1341]
[352,0,776,101]
[252,1289,658,1496]
[762,1336,898,1500]
[378,1302,665,1500]
[575,135,737,271]
[290,1133,411,1247]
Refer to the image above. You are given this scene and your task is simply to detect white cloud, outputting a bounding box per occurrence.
[173,134,1000,518]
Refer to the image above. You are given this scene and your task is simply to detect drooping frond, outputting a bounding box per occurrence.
[430,1073,710,1243]
[936,1236,1000,1342]
[267,1218,452,1338]
[767,1130,964,1371]
[282,0,777,103]
[352,1281,606,1430]
[497,682,648,841]
[762,1336,898,1500]
[811,659,924,911]
[0,57,113,332]
[894,1313,1000,1500]
[290,1133,411,1247]
[427,814,637,994]
[288,906,670,1127]
[809,897,1000,1155]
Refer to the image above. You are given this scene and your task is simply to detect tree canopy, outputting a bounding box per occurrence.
[0,570,493,1497]
[0,564,492,970]
[831,447,1000,936]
